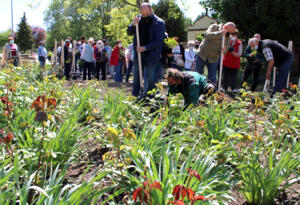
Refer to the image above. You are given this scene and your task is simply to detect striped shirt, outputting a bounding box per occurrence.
[263,48,274,61]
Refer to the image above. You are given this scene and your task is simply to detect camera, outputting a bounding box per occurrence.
[228,47,234,52]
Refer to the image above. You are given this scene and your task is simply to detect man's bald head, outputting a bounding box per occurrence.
[223,22,236,34]
[254,33,261,40]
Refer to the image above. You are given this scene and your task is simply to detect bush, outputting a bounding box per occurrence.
[0,30,11,49]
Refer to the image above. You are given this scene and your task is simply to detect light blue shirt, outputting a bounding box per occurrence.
[38,46,47,57]
[81,44,94,62]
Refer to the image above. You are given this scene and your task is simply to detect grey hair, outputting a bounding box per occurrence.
[188,41,195,46]
[167,68,184,80]
[248,37,259,45]
[97,40,104,45]
[141,3,151,9]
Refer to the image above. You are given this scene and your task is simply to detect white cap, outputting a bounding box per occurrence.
[88,37,94,42]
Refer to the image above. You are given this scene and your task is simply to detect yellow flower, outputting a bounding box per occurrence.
[291,84,298,90]
[107,127,120,146]
[123,128,136,140]
[254,97,264,108]
[274,119,283,126]
[196,120,205,128]
[254,133,263,141]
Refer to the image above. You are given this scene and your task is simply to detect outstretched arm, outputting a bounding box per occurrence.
[203,24,225,40]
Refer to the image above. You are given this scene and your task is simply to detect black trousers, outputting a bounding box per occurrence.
[64,63,71,80]
[83,61,93,80]
[96,62,106,80]
[223,66,239,90]
[242,62,261,91]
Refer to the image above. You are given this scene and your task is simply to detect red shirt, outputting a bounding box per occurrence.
[223,39,242,69]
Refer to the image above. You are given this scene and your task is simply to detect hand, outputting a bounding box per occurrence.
[228,47,234,52]
[266,71,271,80]
[221,29,227,36]
[137,46,146,53]
[254,59,260,64]
[164,97,168,107]
[222,48,227,54]
[132,16,140,26]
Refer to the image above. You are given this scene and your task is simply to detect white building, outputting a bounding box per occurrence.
[187,16,217,42]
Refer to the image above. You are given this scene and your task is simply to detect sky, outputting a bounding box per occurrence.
[0,0,204,32]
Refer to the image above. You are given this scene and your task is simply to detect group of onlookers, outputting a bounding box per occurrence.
[56,37,139,84]
[166,22,294,95]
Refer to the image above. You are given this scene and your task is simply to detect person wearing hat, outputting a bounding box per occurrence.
[80,37,95,80]
[166,68,215,107]
[38,41,47,68]
[2,36,20,67]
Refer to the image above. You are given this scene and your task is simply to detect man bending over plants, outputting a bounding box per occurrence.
[166,68,215,107]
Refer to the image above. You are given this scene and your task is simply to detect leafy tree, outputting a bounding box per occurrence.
[0,30,11,48]
[45,0,117,49]
[32,26,46,47]
[16,13,34,53]
[153,0,187,42]
[105,3,138,47]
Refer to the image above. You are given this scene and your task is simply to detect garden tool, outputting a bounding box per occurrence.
[218,35,226,92]
[135,16,144,95]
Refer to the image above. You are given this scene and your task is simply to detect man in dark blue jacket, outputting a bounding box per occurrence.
[127,3,166,97]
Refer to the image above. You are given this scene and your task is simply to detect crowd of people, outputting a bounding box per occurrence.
[1,2,295,106]
[127,3,294,104]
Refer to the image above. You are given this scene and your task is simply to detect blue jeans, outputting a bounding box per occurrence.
[39,60,46,68]
[126,60,134,82]
[195,55,218,84]
[155,63,164,81]
[115,60,123,82]
[274,54,294,92]
[132,56,158,97]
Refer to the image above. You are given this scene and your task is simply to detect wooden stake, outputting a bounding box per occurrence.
[272,66,276,87]
[135,18,143,90]
[53,39,57,65]
[61,39,64,69]
[71,40,76,74]
[286,41,293,88]
[218,36,226,92]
